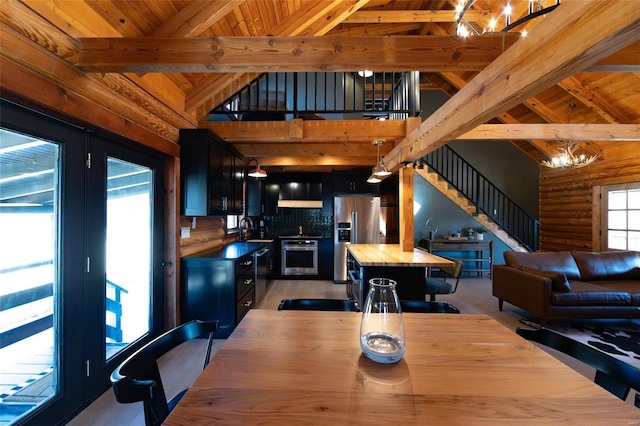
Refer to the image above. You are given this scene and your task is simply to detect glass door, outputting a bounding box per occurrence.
[84,133,164,398]
[0,99,165,425]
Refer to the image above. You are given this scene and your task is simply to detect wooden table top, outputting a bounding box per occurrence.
[347,243,454,267]
[165,310,639,425]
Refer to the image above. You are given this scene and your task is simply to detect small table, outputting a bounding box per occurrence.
[164,310,639,425]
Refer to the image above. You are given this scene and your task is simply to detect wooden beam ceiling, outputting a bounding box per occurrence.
[75,34,520,73]
[382,0,640,171]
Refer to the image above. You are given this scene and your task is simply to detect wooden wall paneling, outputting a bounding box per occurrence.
[399,166,414,252]
[179,216,231,257]
[592,186,602,252]
[165,156,179,329]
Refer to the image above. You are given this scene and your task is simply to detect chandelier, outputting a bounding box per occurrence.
[541,104,598,169]
[455,0,561,38]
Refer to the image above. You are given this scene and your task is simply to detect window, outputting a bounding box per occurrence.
[601,182,640,251]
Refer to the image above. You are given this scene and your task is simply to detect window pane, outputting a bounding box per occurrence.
[629,189,640,209]
[105,158,152,360]
[629,210,640,231]
[608,190,627,210]
[629,231,640,251]
[0,130,59,423]
[608,210,627,230]
[608,230,627,250]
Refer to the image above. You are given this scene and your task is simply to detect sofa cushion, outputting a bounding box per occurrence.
[551,280,632,306]
[591,280,640,306]
[504,251,582,280]
[571,251,640,281]
[520,266,572,292]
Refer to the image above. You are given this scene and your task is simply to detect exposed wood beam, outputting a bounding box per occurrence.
[148,0,244,37]
[327,23,421,36]
[0,16,181,142]
[459,124,640,141]
[585,40,640,72]
[383,1,640,171]
[203,118,417,143]
[185,0,372,117]
[75,34,520,73]
[557,76,634,123]
[343,10,490,23]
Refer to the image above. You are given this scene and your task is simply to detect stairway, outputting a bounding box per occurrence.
[415,168,528,252]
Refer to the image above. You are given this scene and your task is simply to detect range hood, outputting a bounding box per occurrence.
[277,182,323,209]
[277,199,323,208]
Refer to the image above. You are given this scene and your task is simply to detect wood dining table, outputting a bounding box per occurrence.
[164,310,639,425]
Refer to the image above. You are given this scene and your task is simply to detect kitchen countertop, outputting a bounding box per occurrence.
[183,242,267,259]
[347,243,453,267]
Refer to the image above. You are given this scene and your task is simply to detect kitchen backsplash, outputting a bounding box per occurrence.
[262,208,332,237]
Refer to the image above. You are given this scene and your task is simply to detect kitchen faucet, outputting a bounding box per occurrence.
[240,217,254,241]
[297,225,303,236]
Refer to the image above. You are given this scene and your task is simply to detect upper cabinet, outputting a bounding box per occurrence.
[332,172,380,196]
[180,129,244,216]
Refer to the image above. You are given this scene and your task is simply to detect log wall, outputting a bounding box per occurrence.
[539,143,640,252]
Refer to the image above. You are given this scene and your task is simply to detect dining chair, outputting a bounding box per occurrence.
[424,255,464,301]
[278,298,359,312]
[516,326,640,404]
[399,300,460,313]
[110,320,219,426]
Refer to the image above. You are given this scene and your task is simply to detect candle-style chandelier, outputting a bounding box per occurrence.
[455,0,561,38]
[541,104,598,169]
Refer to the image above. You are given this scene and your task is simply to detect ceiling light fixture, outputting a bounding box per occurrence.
[358,70,373,78]
[246,159,267,178]
[367,140,391,184]
[541,103,599,169]
[455,0,561,37]
[372,140,392,177]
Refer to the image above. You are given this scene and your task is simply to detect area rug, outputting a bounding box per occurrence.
[519,318,640,369]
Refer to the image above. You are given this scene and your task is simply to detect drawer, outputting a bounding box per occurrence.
[236,267,254,299]
[236,286,254,323]
[236,256,254,276]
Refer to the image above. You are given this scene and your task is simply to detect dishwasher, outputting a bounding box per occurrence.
[254,246,270,304]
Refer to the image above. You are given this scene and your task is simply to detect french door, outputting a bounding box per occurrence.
[0,99,165,425]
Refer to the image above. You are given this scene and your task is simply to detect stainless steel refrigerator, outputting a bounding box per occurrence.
[334,195,381,282]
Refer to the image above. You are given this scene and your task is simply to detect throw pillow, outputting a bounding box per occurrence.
[520,266,572,292]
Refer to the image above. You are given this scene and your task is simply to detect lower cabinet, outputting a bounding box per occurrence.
[182,253,255,338]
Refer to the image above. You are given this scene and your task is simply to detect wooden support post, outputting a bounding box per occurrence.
[399,166,414,252]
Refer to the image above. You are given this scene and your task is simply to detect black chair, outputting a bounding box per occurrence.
[424,255,464,301]
[111,320,219,426]
[516,326,640,404]
[278,298,359,312]
[399,300,460,314]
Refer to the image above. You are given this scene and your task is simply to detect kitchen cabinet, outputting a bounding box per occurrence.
[318,238,333,280]
[246,178,263,217]
[263,182,280,215]
[179,128,244,216]
[181,243,262,338]
[279,182,322,201]
[332,172,380,195]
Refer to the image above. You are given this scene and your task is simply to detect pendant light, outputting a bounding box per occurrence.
[246,159,267,178]
[372,140,391,178]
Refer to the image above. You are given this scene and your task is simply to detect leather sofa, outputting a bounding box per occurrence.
[493,250,640,323]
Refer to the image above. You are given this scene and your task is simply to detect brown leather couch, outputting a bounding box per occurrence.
[493,250,640,323]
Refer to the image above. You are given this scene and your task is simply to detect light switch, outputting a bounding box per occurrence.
[180,226,191,238]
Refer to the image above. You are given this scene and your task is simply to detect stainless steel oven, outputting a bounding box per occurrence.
[281,239,318,276]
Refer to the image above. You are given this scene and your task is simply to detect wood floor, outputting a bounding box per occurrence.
[66,278,633,425]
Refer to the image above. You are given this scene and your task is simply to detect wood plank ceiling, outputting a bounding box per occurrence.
[1,0,639,173]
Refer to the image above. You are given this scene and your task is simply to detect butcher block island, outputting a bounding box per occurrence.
[346,244,453,308]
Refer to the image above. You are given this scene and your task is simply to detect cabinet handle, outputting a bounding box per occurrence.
[243,278,253,286]
[242,260,253,266]
[243,300,253,307]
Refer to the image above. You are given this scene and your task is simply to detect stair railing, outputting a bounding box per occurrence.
[422,145,539,251]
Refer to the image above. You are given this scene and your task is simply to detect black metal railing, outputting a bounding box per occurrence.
[0,262,128,349]
[422,145,539,251]
[210,71,420,119]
